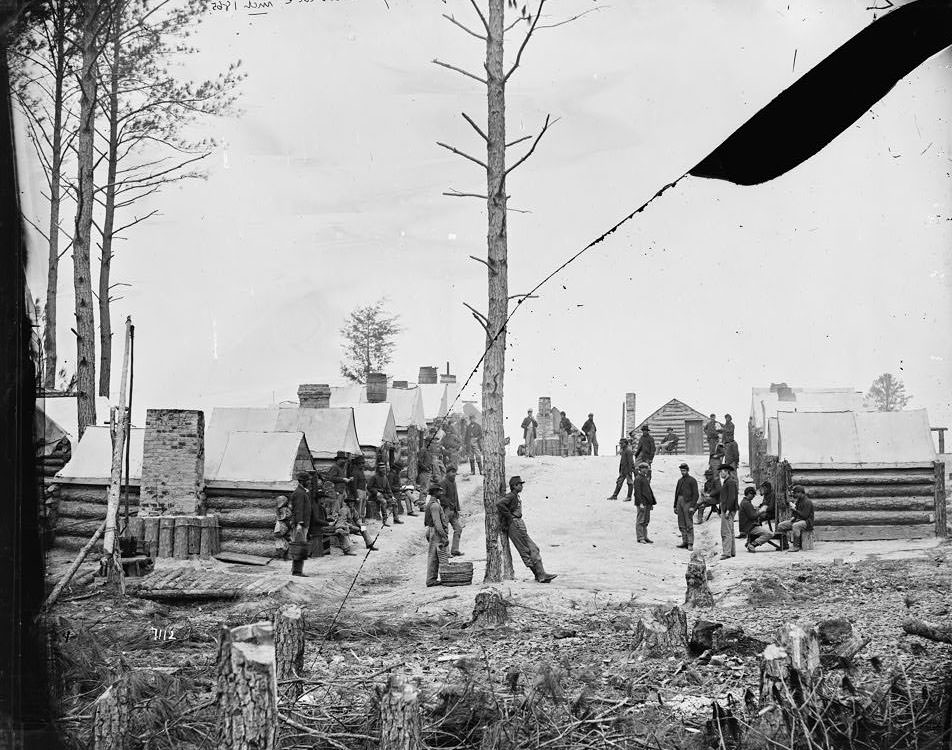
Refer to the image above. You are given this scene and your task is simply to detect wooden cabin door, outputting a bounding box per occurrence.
[685,420,703,454]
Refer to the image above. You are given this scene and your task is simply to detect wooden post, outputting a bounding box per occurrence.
[379,673,422,750]
[173,517,189,559]
[215,622,278,750]
[187,516,201,556]
[102,317,133,571]
[632,604,688,658]
[158,517,174,558]
[684,551,714,608]
[200,515,216,558]
[273,604,305,703]
[934,461,947,538]
[470,589,509,629]
[143,516,159,558]
[91,675,130,750]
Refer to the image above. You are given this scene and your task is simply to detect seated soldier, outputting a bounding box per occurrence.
[659,428,679,454]
[776,485,814,552]
[341,499,378,551]
[741,487,774,552]
[367,462,399,526]
[697,468,721,522]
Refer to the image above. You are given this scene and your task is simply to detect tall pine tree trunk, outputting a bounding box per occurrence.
[98,9,121,398]
[43,7,68,391]
[481,0,514,583]
[73,0,99,435]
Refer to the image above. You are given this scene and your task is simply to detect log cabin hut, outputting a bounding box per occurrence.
[634,399,714,455]
[749,385,866,484]
[760,408,947,543]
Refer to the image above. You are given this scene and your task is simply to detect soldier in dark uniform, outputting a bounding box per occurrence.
[324,451,353,514]
[704,414,719,455]
[673,463,699,550]
[367,462,400,525]
[608,438,635,501]
[440,465,464,556]
[290,473,312,576]
[635,426,656,478]
[581,413,598,456]
[633,463,656,544]
[496,476,557,583]
[424,485,449,586]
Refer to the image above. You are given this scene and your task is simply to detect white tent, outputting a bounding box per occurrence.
[750,387,865,431]
[385,388,427,430]
[777,409,936,468]
[348,403,398,447]
[329,385,367,406]
[35,395,112,454]
[417,383,448,421]
[207,406,361,461]
[205,431,310,489]
[55,426,145,484]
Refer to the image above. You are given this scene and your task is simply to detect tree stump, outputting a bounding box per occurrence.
[215,621,278,750]
[470,589,509,629]
[778,622,820,689]
[632,604,688,658]
[91,675,131,750]
[689,620,768,657]
[684,551,714,608]
[379,673,422,750]
[759,642,789,703]
[273,604,305,703]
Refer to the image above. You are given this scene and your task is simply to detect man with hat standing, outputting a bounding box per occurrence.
[496,476,557,583]
[674,463,699,550]
[633,463,656,543]
[704,414,719,456]
[440,465,464,556]
[521,410,538,458]
[424,484,449,586]
[290,473,313,576]
[718,464,739,559]
[325,451,353,512]
[635,426,656,477]
[581,413,598,456]
[608,437,635,501]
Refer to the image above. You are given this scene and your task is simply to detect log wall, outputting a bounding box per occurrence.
[635,400,709,456]
[788,462,945,542]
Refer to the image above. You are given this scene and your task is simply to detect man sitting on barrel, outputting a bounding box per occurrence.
[776,485,814,552]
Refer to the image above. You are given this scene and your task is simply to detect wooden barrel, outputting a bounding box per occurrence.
[187,517,202,556]
[173,517,190,559]
[367,372,388,403]
[143,517,160,558]
[418,366,437,384]
[158,517,175,558]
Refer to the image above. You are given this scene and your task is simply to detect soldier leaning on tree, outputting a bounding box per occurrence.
[496,476,557,583]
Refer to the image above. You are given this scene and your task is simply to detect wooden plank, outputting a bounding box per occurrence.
[791,471,936,485]
[792,462,935,471]
[814,524,935,542]
[801,485,934,499]
[173,517,190,560]
[218,509,276,529]
[158,517,175,558]
[214,551,274,566]
[205,495,279,511]
[814,510,933,526]
[219,541,275,559]
[813,497,934,512]
[935,461,947,538]
[58,500,114,520]
[143,517,160,558]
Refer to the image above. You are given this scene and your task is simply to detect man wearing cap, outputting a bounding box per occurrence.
[325,451,353,510]
[388,461,411,520]
[633,463,656,543]
[521,410,538,458]
[722,414,735,443]
[608,438,635,502]
[351,455,368,521]
[724,437,740,471]
[581,413,598,456]
[424,484,449,586]
[776,485,814,552]
[440,465,464,556]
[659,427,679,454]
[698,468,721,523]
[463,414,484,475]
[496,476,557,583]
[718,464,739,559]
[674,463,699,550]
[635,426,656,477]
[367,463,399,526]
[704,414,719,455]
[290,473,313,576]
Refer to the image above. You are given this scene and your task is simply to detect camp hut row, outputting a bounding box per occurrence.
[634,399,712,455]
[761,409,946,543]
[749,385,865,484]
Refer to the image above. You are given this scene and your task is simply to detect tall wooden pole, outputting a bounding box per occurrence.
[480,0,515,582]
[103,316,132,576]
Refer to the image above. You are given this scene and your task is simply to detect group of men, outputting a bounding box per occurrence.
[520,408,600,457]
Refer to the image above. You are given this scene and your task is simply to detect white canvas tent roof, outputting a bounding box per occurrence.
[207,406,361,461]
[55,426,145,484]
[750,387,865,430]
[205,430,307,489]
[778,409,936,468]
[442,383,462,415]
[766,417,779,456]
[302,402,397,448]
[417,383,448,421]
[329,385,367,406]
[387,388,427,429]
[35,395,111,454]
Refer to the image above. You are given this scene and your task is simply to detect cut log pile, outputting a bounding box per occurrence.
[206,487,281,559]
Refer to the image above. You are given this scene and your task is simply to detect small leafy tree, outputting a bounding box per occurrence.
[866,372,911,411]
[339,299,402,384]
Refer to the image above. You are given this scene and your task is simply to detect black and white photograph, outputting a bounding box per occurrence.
[2,0,952,747]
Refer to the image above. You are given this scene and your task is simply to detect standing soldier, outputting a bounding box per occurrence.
[724,437,741,471]
[581,413,598,456]
[290,473,312,577]
[521,409,538,458]
[607,438,635,501]
[440,465,464,556]
[558,411,574,457]
[417,443,435,497]
[635,425,656,476]
[496,476,557,583]
[388,461,413,519]
[718,464,739,560]
[673,463,699,550]
[424,485,449,587]
[324,451,353,513]
[464,414,484,476]
[722,414,736,443]
[704,414,719,455]
[709,442,725,475]
[633,463,656,544]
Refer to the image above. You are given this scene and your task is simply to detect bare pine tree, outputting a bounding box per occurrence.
[435,0,594,582]
[339,299,402,384]
[866,372,911,411]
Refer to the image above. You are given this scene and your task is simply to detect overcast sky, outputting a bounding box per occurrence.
[20,0,952,455]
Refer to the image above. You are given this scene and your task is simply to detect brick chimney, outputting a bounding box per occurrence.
[392,380,409,389]
[298,384,331,409]
[625,393,637,436]
[140,409,204,515]
[538,396,553,438]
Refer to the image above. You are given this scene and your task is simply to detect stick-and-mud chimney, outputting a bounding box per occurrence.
[298,384,331,409]
[140,409,205,515]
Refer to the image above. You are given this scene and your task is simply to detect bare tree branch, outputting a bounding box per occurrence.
[432,59,487,85]
[505,114,556,176]
[504,0,547,82]
[463,302,490,335]
[112,209,160,236]
[444,188,487,199]
[536,6,603,30]
[508,293,540,301]
[436,141,488,170]
[461,111,488,143]
[468,255,493,273]
[442,13,486,41]
[505,135,532,148]
[466,0,490,33]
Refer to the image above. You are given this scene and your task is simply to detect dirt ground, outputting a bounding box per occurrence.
[44,453,952,748]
